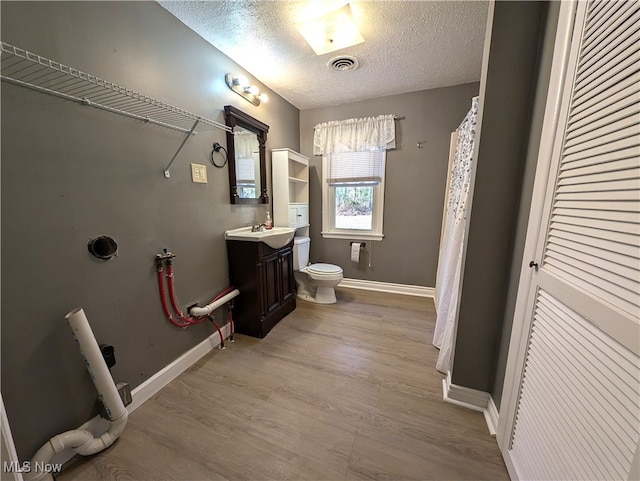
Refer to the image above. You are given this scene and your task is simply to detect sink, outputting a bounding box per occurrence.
[224,226,296,249]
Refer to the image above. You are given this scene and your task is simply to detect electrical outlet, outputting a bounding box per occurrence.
[191,163,208,183]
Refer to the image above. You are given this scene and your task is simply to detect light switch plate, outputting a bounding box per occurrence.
[190,163,208,183]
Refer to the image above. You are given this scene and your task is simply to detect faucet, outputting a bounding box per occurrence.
[251,223,266,232]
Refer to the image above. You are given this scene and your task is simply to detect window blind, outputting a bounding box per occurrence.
[327,151,383,184]
[236,157,255,183]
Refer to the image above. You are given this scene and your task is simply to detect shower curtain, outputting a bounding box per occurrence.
[433,97,479,374]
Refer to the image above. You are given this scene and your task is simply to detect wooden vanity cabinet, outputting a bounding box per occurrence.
[226,239,296,338]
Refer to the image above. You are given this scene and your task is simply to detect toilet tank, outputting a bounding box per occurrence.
[293,236,310,270]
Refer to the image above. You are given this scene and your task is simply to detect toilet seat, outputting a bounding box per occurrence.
[305,263,343,277]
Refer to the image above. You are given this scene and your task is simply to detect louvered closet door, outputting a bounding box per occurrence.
[508,1,640,480]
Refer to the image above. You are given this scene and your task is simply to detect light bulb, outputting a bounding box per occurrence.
[246,85,259,96]
[258,93,269,103]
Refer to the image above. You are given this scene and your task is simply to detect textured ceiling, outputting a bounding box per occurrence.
[158,1,488,110]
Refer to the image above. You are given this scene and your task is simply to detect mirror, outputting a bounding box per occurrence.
[224,105,270,204]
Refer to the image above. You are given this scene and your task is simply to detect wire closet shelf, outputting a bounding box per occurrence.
[1,41,233,176]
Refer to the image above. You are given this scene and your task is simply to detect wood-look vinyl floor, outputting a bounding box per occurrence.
[59,288,509,481]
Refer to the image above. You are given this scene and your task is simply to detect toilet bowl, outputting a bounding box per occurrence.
[293,237,343,304]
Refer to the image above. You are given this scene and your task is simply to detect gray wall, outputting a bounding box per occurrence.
[491,1,560,409]
[300,84,480,287]
[1,1,299,460]
[451,1,547,392]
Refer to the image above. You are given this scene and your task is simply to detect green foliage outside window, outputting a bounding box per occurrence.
[335,185,373,216]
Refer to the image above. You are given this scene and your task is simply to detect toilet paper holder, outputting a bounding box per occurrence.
[350,242,365,248]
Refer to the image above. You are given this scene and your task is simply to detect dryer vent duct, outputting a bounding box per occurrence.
[327,56,359,72]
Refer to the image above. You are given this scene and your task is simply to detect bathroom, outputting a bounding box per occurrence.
[5,1,633,480]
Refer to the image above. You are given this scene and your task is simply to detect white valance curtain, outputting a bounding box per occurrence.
[234,131,257,159]
[313,114,396,155]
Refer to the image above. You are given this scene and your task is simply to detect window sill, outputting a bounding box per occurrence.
[321,231,384,241]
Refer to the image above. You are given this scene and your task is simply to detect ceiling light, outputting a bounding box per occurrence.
[225,74,267,106]
[295,3,364,56]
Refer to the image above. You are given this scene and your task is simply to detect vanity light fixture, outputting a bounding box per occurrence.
[225,74,269,106]
[295,3,364,56]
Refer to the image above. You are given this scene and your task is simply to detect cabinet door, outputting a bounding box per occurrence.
[288,204,309,227]
[279,247,295,303]
[288,206,299,227]
[261,251,281,316]
[297,204,308,226]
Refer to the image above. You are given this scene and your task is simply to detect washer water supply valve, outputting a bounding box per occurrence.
[155,249,176,269]
[155,248,239,350]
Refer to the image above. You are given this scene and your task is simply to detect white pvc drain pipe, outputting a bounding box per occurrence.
[25,308,128,481]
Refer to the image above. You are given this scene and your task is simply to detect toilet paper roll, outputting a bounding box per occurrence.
[351,243,361,263]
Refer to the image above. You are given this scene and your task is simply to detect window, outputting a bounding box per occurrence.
[313,113,395,240]
[236,154,258,199]
[322,150,386,240]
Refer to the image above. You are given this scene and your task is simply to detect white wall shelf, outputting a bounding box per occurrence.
[0,41,232,178]
[272,148,309,231]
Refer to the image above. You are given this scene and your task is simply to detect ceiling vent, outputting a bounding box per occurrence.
[327,55,359,72]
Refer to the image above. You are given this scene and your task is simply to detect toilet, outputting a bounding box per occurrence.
[293,236,343,304]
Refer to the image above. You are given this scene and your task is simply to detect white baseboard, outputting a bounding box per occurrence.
[442,371,489,412]
[128,323,230,412]
[339,278,434,298]
[442,371,498,437]
[484,395,499,437]
[51,325,231,466]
